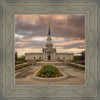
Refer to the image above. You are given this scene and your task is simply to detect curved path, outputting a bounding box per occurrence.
[15,63,85,85]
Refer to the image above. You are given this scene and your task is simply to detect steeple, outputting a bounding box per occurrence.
[46,23,53,48]
[48,23,50,35]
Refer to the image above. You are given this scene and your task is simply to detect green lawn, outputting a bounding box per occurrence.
[15,63,32,70]
[67,64,85,71]
[16,59,27,63]
[36,65,63,78]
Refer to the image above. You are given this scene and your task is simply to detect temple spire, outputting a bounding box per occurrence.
[48,23,50,35]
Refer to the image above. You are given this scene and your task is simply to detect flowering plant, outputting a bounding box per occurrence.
[36,65,63,78]
[81,60,85,65]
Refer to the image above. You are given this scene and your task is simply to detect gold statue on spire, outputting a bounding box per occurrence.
[48,23,50,27]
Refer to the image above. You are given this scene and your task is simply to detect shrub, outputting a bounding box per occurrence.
[15,63,32,70]
[74,56,83,61]
[16,59,27,63]
[81,60,85,65]
[67,64,85,71]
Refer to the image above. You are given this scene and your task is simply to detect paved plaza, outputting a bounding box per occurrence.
[15,62,85,85]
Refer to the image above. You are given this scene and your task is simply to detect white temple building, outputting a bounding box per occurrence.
[25,24,74,61]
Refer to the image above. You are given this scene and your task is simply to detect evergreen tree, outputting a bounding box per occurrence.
[15,52,18,61]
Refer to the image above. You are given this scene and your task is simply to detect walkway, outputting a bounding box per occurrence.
[15,63,85,85]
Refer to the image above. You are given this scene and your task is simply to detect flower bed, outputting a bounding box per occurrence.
[36,65,63,78]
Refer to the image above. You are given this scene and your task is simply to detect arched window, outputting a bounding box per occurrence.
[63,57,65,60]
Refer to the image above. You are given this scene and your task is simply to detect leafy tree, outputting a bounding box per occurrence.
[81,51,85,60]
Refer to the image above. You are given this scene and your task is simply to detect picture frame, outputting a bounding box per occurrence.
[0,0,99,100]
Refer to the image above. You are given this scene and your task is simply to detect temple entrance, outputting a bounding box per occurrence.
[48,55,51,60]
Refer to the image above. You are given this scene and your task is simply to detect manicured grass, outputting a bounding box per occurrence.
[67,64,85,71]
[36,65,63,78]
[15,63,32,70]
[16,59,27,63]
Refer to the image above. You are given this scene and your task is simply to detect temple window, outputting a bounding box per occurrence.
[63,57,65,59]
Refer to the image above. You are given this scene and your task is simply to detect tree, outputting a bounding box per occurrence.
[15,52,18,61]
[81,51,85,60]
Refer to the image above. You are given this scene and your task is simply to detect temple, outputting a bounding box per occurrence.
[25,24,74,61]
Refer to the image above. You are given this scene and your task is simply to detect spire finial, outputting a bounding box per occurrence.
[48,23,50,27]
[48,23,50,35]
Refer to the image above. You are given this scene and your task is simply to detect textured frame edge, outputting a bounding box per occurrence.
[0,0,99,100]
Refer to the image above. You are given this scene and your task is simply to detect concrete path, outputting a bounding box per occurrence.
[15,64,85,85]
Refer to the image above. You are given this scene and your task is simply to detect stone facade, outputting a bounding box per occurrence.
[25,24,74,61]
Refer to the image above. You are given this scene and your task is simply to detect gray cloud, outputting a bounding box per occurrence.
[63,42,85,49]
[15,15,85,50]
[15,15,85,39]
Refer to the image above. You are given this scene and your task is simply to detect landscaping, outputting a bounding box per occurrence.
[15,63,32,70]
[67,64,85,71]
[71,55,85,65]
[15,59,27,65]
[36,65,63,78]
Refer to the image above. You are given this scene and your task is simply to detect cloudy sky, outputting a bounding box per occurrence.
[15,15,85,57]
